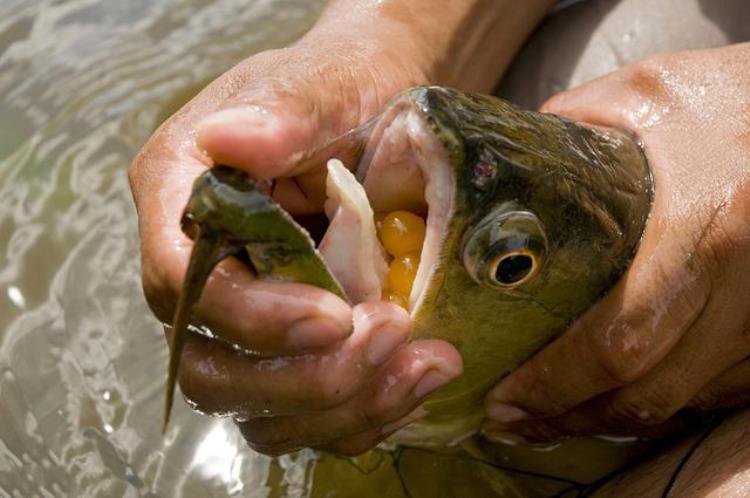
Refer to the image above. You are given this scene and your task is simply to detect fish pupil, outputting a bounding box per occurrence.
[495,254,533,285]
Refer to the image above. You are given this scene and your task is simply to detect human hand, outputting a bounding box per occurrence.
[483,43,750,444]
[128,3,468,456]
[130,0,557,455]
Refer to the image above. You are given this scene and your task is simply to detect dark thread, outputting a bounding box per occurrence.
[661,413,726,498]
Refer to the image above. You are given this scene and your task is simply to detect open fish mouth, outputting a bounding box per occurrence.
[317,99,456,313]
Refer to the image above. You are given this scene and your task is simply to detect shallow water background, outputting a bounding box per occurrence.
[2,0,748,496]
[0,1,325,496]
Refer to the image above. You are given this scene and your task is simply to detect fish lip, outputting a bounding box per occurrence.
[352,95,457,313]
[352,97,416,183]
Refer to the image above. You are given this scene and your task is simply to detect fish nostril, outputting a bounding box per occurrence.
[495,254,534,285]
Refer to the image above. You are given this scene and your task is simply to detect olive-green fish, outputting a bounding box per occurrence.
[163,86,652,475]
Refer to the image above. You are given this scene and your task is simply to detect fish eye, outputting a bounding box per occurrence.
[462,206,547,289]
[491,250,538,287]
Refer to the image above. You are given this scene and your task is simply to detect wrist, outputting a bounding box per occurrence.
[303,0,556,92]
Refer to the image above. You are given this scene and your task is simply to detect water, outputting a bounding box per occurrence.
[0,1,326,496]
[3,0,748,496]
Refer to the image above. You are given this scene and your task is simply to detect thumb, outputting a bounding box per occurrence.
[196,96,328,180]
[195,53,393,181]
[193,56,400,214]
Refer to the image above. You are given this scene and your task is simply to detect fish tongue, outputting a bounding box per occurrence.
[318,159,387,304]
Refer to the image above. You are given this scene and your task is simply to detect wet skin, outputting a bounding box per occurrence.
[129,0,555,455]
[163,86,653,450]
[129,2,750,487]
[483,43,750,448]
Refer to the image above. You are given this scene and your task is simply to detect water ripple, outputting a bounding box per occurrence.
[0,0,324,495]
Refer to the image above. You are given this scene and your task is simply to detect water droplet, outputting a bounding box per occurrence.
[103,423,114,433]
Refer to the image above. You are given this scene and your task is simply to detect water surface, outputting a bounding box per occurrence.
[3,0,748,496]
[0,1,328,496]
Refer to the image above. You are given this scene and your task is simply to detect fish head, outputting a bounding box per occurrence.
[171,86,652,445]
[352,86,652,443]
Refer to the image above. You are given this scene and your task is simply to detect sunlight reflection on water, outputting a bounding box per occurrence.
[3,0,748,496]
[0,1,323,496]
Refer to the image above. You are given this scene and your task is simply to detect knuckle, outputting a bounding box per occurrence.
[359,386,412,430]
[359,402,393,431]
[626,56,667,91]
[141,270,175,323]
[589,322,649,385]
[688,389,720,414]
[621,55,677,110]
[177,347,229,415]
[605,391,675,428]
[497,365,569,417]
[587,265,711,388]
[305,371,355,409]
[524,383,569,417]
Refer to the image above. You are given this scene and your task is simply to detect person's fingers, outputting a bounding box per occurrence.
[195,42,430,213]
[168,253,352,356]
[133,157,353,357]
[539,56,673,130]
[483,291,747,442]
[484,114,750,429]
[483,53,734,423]
[196,103,331,215]
[579,287,749,430]
[195,46,421,170]
[178,302,412,416]
[237,339,461,455]
[689,359,750,413]
[133,41,430,356]
[484,222,712,422]
[482,395,690,445]
[315,406,429,457]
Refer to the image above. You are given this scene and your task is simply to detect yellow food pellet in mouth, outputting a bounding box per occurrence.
[387,252,421,298]
[382,290,408,309]
[378,210,426,309]
[380,211,426,257]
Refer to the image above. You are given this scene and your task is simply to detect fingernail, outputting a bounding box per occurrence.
[367,327,405,365]
[198,106,272,130]
[287,317,346,350]
[482,430,528,447]
[486,403,528,424]
[414,370,452,399]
